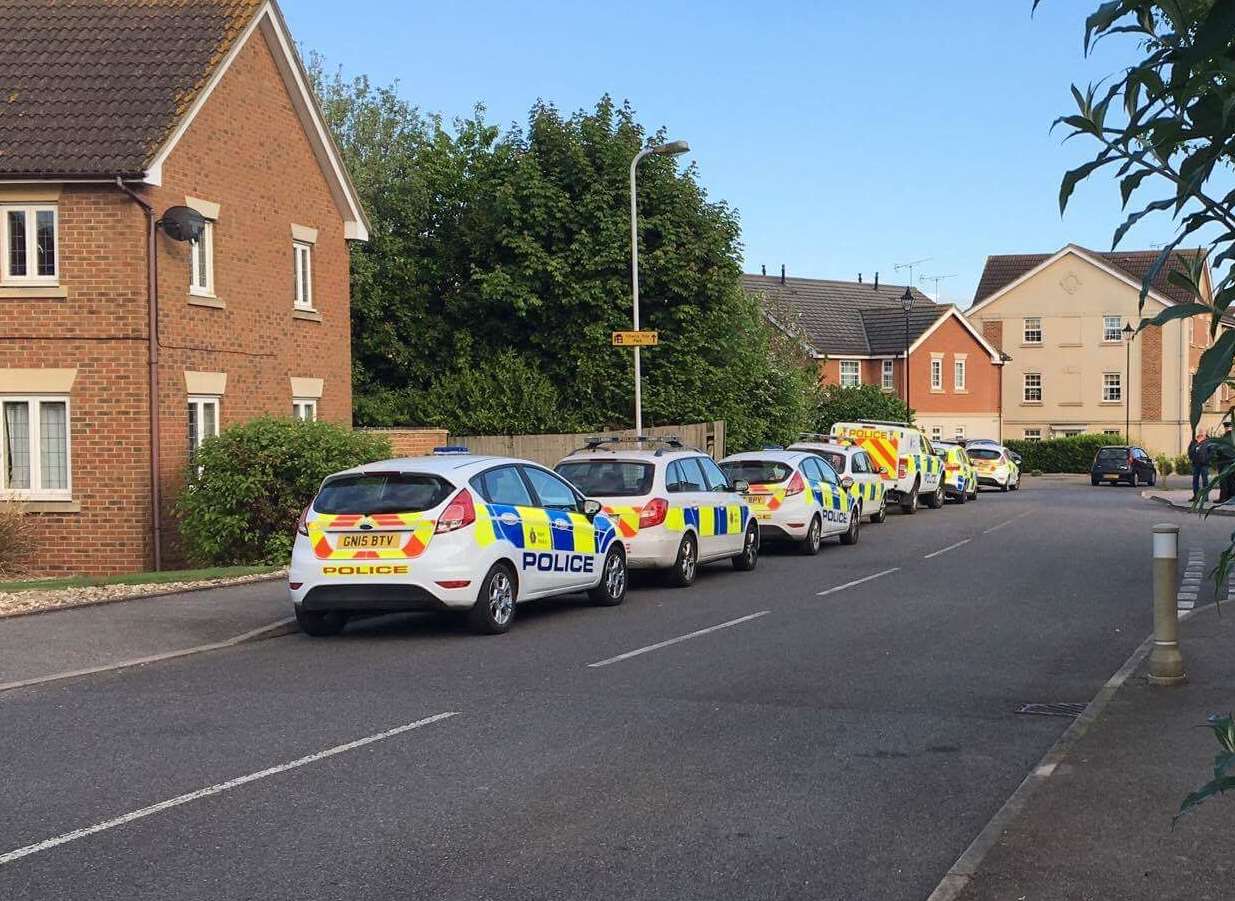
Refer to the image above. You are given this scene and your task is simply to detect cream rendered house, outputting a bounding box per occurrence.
[966,245,1222,455]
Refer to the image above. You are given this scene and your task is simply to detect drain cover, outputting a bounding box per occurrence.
[1015,702,1087,718]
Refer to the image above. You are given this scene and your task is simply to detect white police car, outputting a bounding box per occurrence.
[719,449,859,553]
[554,437,759,588]
[785,435,888,524]
[289,448,627,636]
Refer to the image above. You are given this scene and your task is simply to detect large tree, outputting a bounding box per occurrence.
[309,59,817,449]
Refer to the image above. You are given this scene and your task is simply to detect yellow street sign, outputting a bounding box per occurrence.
[612,330,659,347]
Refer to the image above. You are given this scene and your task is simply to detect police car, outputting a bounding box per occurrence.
[785,435,888,525]
[289,448,628,636]
[932,440,979,503]
[554,437,759,588]
[967,444,1021,492]
[830,420,945,513]
[718,449,860,553]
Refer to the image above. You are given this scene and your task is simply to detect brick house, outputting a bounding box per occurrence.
[0,0,368,575]
[744,273,1005,442]
[966,245,1222,454]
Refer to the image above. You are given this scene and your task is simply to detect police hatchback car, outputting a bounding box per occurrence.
[932,441,979,503]
[786,435,888,525]
[555,437,759,588]
[719,449,859,553]
[289,449,627,636]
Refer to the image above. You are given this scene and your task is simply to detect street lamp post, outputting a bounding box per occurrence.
[1123,322,1135,442]
[629,140,690,435]
[901,287,914,414]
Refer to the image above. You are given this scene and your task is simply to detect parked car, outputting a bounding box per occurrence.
[932,441,979,503]
[967,445,1021,491]
[1091,445,1157,487]
[784,436,889,523]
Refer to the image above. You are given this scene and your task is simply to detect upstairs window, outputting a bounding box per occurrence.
[839,360,860,388]
[1103,372,1122,402]
[881,359,895,390]
[293,241,313,309]
[1023,317,1042,344]
[189,221,215,297]
[1024,372,1042,402]
[1103,315,1122,343]
[954,359,966,390]
[2,204,57,284]
[930,359,943,390]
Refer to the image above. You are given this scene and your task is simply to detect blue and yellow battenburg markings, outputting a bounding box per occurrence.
[665,504,748,536]
[845,478,884,507]
[472,503,615,554]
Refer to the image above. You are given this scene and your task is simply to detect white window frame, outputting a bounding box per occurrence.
[930,426,942,441]
[954,425,966,440]
[187,395,220,459]
[1102,315,1123,343]
[293,240,313,310]
[954,359,966,391]
[1024,428,1042,442]
[1103,371,1122,402]
[293,398,318,421]
[1,203,59,285]
[1023,317,1042,344]
[930,358,943,390]
[881,359,895,391]
[189,221,215,297]
[0,395,72,500]
[839,360,861,388]
[1024,372,1042,403]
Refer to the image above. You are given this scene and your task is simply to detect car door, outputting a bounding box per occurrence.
[810,456,850,536]
[850,450,880,509]
[469,464,550,596]
[671,456,723,561]
[1134,448,1153,481]
[696,455,745,556]
[521,465,602,592]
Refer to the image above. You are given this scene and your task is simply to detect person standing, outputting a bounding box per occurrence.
[1189,431,1210,498]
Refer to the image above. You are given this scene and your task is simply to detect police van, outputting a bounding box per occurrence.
[554,437,760,588]
[718,449,860,553]
[830,420,944,513]
[785,435,888,524]
[289,449,628,636]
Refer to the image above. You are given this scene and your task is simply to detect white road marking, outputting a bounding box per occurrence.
[0,712,459,867]
[924,539,971,560]
[982,511,1033,534]
[816,568,900,597]
[587,612,770,668]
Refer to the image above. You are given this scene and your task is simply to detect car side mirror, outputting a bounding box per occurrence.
[581,498,603,518]
[840,476,854,489]
[731,479,750,493]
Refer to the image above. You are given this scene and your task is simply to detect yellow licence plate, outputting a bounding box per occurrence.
[337,532,400,549]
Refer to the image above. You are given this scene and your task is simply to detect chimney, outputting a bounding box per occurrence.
[780,264,786,285]
[858,273,863,284]
[874,271,879,290]
[761,264,766,276]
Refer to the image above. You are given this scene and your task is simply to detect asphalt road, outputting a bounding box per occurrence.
[1,477,1230,901]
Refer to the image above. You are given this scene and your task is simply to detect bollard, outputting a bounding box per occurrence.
[1149,523,1187,686]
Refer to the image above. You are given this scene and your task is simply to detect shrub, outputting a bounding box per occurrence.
[176,417,392,566]
[813,384,913,435]
[1175,454,1193,477]
[1004,433,1119,473]
[0,499,35,577]
[1156,455,1175,477]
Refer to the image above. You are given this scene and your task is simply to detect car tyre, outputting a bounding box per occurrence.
[901,480,919,514]
[295,608,346,637]
[840,507,861,545]
[955,484,967,504]
[732,523,759,571]
[924,481,944,509]
[666,533,698,588]
[1130,472,1140,488]
[799,515,823,556]
[588,547,627,606]
[468,563,517,635]
[1091,475,1100,486]
[1148,470,1157,487]
[1000,478,1010,493]
[871,496,888,523]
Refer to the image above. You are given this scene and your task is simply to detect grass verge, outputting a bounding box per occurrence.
[0,564,282,594]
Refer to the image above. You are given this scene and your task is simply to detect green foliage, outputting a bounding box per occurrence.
[176,417,392,565]
[1175,453,1193,476]
[1177,713,1235,824]
[1004,434,1117,473]
[307,57,817,448]
[1156,454,1175,476]
[811,384,913,435]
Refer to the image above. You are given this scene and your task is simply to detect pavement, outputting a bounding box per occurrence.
[0,477,1231,900]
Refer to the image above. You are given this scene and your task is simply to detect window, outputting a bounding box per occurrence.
[881,360,895,390]
[1,397,70,498]
[293,241,313,309]
[555,460,653,497]
[315,473,453,514]
[954,425,966,440]
[1024,429,1042,442]
[851,453,869,474]
[954,359,966,391]
[189,221,215,296]
[695,456,731,491]
[930,359,943,390]
[814,457,840,485]
[293,398,317,421]
[1103,372,1122,402]
[471,465,533,507]
[1104,429,1122,436]
[839,360,861,388]
[1023,317,1042,344]
[187,396,219,460]
[522,466,579,510]
[1023,372,1042,402]
[930,426,942,441]
[1,204,57,283]
[721,459,794,485]
[665,458,705,492]
[1103,315,1123,342]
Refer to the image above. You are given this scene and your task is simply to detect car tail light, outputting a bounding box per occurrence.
[898,460,908,479]
[435,580,472,589]
[289,582,303,590]
[945,463,959,472]
[785,471,805,496]
[296,505,311,536]
[435,488,476,534]
[639,497,669,528]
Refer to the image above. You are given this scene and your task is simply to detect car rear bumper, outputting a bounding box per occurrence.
[623,528,683,569]
[297,584,453,613]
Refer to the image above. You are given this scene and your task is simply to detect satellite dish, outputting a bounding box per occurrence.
[158,206,206,242]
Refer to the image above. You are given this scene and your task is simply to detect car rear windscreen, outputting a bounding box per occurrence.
[1096,448,1128,462]
[720,460,794,484]
[967,448,1001,461]
[556,461,654,497]
[314,473,455,514]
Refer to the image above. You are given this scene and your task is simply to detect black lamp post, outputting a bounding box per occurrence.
[901,287,914,412]
[1123,322,1135,442]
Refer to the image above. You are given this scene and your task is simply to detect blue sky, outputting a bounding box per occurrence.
[283,0,1172,308]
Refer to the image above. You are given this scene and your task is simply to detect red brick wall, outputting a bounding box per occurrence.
[982,319,1003,353]
[907,315,1000,414]
[366,429,449,457]
[1141,325,1162,421]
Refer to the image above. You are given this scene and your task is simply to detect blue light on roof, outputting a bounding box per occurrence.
[432,445,471,455]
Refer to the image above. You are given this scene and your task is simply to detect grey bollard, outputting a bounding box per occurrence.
[1148,523,1187,686]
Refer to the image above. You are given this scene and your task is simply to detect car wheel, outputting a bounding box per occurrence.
[732,523,759,571]
[799,515,823,556]
[468,563,517,634]
[1091,475,1100,486]
[901,480,919,514]
[955,483,967,504]
[295,608,346,637]
[666,533,698,588]
[1011,474,1020,491]
[1000,478,1009,492]
[1131,472,1140,488]
[840,508,861,545]
[1148,470,1157,487]
[872,496,888,523]
[588,547,627,606]
[924,481,944,509]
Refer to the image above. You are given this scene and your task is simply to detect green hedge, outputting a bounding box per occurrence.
[1003,433,1125,473]
[176,417,392,565]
